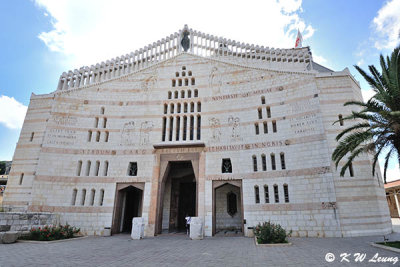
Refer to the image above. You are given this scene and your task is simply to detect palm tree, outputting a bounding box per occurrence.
[332,45,400,183]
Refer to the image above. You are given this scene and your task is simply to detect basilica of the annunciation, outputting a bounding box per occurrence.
[3,25,391,238]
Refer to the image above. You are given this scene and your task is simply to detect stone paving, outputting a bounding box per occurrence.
[1,233,400,266]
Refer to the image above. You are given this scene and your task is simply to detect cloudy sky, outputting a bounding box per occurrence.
[0,0,399,180]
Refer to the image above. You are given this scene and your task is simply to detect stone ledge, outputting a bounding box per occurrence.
[370,242,400,253]
[17,236,88,244]
[254,236,292,247]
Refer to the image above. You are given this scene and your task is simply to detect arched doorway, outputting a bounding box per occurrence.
[112,183,144,234]
[158,161,197,233]
[213,181,243,236]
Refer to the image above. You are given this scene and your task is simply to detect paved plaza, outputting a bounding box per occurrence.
[1,233,400,266]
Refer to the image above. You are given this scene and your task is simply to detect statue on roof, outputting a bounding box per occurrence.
[181,30,190,52]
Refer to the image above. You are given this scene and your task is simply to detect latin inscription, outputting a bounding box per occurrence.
[46,128,77,146]
[290,113,319,134]
[206,140,286,152]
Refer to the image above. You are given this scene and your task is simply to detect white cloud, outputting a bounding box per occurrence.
[0,95,27,130]
[372,0,400,50]
[312,54,327,64]
[34,0,314,70]
[361,88,375,102]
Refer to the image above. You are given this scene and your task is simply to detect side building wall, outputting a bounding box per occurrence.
[3,93,53,211]
[316,71,392,237]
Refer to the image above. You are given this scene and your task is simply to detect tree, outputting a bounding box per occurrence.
[332,45,400,183]
[0,161,5,175]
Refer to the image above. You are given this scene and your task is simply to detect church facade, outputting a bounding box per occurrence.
[3,26,392,237]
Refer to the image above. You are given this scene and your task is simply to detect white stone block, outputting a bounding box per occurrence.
[131,217,144,240]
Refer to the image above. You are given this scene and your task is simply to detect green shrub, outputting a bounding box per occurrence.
[254,221,291,244]
[21,225,80,241]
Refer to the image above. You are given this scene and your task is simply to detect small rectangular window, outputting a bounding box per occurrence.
[30,132,34,142]
[255,186,260,204]
[255,123,259,135]
[283,184,289,203]
[271,154,276,170]
[272,121,277,132]
[264,186,269,203]
[274,185,279,203]
[280,153,286,170]
[128,162,138,176]
[252,156,258,172]
[263,122,268,134]
[261,155,267,171]
[266,106,271,118]
[222,158,232,173]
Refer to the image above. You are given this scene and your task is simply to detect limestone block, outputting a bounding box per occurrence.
[131,217,144,240]
[189,217,203,240]
[1,231,19,244]
[103,228,111,237]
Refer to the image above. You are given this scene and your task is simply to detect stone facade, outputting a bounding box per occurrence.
[3,26,391,237]
[0,212,59,232]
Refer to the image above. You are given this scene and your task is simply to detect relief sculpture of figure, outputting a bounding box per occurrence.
[121,121,135,146]
[140,121,154,145]
[209,117,221,142]
[209,66,222,95]
[141,72,158,92]
[228,116,241,141]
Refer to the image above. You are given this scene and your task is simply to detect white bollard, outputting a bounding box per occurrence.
[189,217,203,240]
[131,217,144,240]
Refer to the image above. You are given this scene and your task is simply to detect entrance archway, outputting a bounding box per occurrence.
[212,180,243,236]
[112,183,143,234]
[159,161,197,233]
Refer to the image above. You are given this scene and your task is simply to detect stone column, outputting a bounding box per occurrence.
[180,115,185,142]
[193,116,198,141]
[165,117,170,142]
[394,193,400,217]
[171,116,176,142]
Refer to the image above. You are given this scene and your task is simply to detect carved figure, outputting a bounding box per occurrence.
[209,66,222,95]
[139,121,154,145]
[209,117,221,142]
[141,74,157,92]
[228,116,241,140]
[121,121,135,146]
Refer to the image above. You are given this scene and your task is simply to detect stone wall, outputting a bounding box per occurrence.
[0,212,59,232]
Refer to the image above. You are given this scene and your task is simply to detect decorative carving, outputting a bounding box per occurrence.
[322,202,337,209]
[209,66,222,95]
[139,121,154,145]
[121,121,135,146]
[209,117,221,142]
[222,159,232,173]
[52,115,77,126]
[141,73,158,92]
[228,116,241,141]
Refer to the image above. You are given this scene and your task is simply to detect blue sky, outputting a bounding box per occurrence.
[0,0,399,180]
